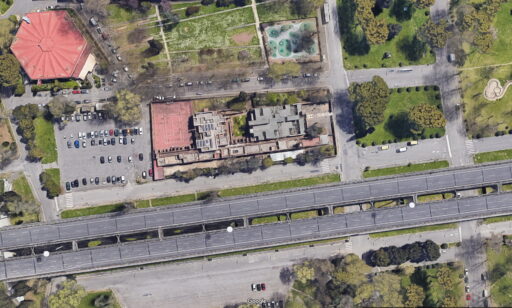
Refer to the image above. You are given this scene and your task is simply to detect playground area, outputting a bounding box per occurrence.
[262,18,321,63]
[484,78,512,101]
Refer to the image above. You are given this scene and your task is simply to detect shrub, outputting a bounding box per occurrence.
[435,94,441,100]
[397,88,403,93]
[283,157,294,164]
[424,86,430,91]
[441,243,448,249]
[201,0,215,4]
[406,87,411,92]
[186,6,200,16]
[415,86,420,91]
[371,141,376,146]
[361,143,367,148]
[1,141,9,147]
[262,157,273,169]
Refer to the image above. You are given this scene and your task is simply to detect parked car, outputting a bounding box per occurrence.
[397,147,407,153]
[121,175,125,183]
[138,153,143,161]
[112,176,117,184]
[251,284,257,291]
[100,156,105,164]
[116,55,122,61]
[111,138,116,145]
[123,138,127,145]
[131,138,135,144]
[123,66,129,72]
[108,156,112,163]
[95,177,100,185]
[65,182,71,191]
[117,156,122,163]
[73,179,79,188]
[82,178,87,186]
[142,171,147,179]
[139,127,143,135]
[67,141,72,148]
[256,284,261,291]
[91,139,96,146]
[72,90,80,94]
[106,176,111,183]
[74,140,80,148]
[128,156,132,162]
[81,89,89,94]
[261,283,266,291]
[82,141,87,148]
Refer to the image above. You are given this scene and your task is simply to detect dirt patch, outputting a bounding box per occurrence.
[0,120,13,144]
[232,32,254,46]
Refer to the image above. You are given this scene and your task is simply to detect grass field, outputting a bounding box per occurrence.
[483,215,512,224]
[0,0,12,15]
[474,149,512,164]
[358,87,444,146]
[164,7,255,52]
[61,203,125,219]
[175,2,239,19]
[218,174,340,197]
[363,160,449,178]
[340,1,435,69]
[12,174,35,202]
[106,3,156,25]
[290,210,318,220]
[369,223,458,238]
[417,192,455,203]
[232,114,247,136]
[33,117,57,164]
[79,291,120,308]
[487,244,512,307]
[503,183,512,192]
[0,18,16,50]
[374,199,397,208]
[251,215,287,225]
[257,0,317,23]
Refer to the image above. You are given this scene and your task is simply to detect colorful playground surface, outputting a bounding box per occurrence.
[262,18,320,63]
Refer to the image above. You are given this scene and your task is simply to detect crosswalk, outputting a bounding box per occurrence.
[64,193,74,208]
[345,241,353,252]
[465,140,476,154]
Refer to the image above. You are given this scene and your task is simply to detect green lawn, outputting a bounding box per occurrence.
[374,199,397,208]
[363,160,449,178]
[135,199,151,208]
[106,3,156,25]
[290,210,318,220]
[340,0,435,70]
[79,291,120,308]
[483,215,512,224]
[417,192,455,203]
[333,206,345,214]
[369,223,458,238]
[474,149,512,164]
[257,0,317,23]
[164,7,255,51]
[175,2,239,19]
[33,117,57,164]
[61,203,125,219]
[219,174,340,197]
[151,193,200,207]
[12,174,35,202]
[0,179,4,194]
[44,168,61,185]
[462,1,512,68]
[251,215,287,225]
[0,18,16,50]
[503,183,512,192]
[487,244,512,307]
[358,87,444,146]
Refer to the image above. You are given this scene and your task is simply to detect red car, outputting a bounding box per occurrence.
[72,90,81,94]
[466,294,471,301]
[148,169,153,177]
[261,283,266,291]
[109,129,114,136]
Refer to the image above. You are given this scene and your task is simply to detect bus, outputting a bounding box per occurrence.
[322,2,330,24]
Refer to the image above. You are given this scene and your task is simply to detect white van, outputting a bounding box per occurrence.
[397,147,407,153]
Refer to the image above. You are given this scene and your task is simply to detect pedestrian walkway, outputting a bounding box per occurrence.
[320,160,330,173]
[465,140,476,155]
[64,193,74,208]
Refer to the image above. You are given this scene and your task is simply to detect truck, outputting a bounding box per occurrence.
[322,2,330,24]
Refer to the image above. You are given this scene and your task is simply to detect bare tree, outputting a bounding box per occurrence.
[85,0,110,18]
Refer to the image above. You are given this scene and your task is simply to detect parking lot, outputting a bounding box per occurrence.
[55,110,152,192]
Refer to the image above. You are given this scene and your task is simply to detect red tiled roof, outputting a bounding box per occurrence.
[151,102,194,153]
[10,11,90,80]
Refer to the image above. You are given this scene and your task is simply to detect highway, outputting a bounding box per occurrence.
[1,191,512,281]
[0,162,511,250]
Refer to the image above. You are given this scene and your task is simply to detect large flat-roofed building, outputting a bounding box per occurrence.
[248,104,305,141]
[151,102,193,154]
[10,11,96,81]
[192,111,229,152]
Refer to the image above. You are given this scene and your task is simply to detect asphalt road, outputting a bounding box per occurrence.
[3,162,512,250]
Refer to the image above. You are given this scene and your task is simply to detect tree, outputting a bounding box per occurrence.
[436,266,453,288]
[0,54,21,88]
[185,6,200,16]
[371,248,390,266]
[93,293,113,308]
[12,104,39,121]
[261,157,273,169]
[127,27,148,44]
[374,273,403,307]
[353,283,374,305]
[387,245,408,265]
[108,90,142,125]
[419,19,448,48]
[306,123,324,139]
[405,242,423,262]
[332,254,371,286]
[413,0,435,9]
[267,62,301,79]
[473,32,493,53]
[47,96,75,119]
[293,261,315,284]
[40,169,62,198]
[49,280,86,308]
[387,23,402,40]
[408,104,446,134]
[405,35,427,61]
[400,264,416,276]
[404,284,425,307]
[294,29,317,53]
[356,0,389,45]
[423,239,441,261]
[392,0,415,21]
[162,11,180,31]
[280,267,295,285]
[292,0,323,17]
[349,76,390,131]
[84,0,110,18]
[145,39,164,57]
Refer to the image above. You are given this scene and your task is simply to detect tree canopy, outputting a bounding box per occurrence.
[47,96,76,119]
[408,103,446,133]
[49,280,86,308]
[349,76,390,132]
[108,90,142,125]
[356,0,389,44]
[419,19,448,48]
[0,54,21,88]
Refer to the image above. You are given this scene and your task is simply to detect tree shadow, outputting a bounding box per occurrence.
[384,112,412,139]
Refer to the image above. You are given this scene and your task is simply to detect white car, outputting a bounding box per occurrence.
[121,175,126,183]
[128,156,132,162]
[397,147,407,153]
[139,127,143,135]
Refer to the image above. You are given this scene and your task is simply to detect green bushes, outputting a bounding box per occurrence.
[39,168,61,198]
[31,80,80,93]
[366,240,440,266]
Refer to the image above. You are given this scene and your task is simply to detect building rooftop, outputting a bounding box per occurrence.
[151,102,194,153]
[10,11,94,81]
[248,104,305,140]
[192,111,229,152]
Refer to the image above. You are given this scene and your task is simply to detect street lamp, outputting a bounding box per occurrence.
[226,226,233,233]
[43,251,50,257]
[409,202,416,208]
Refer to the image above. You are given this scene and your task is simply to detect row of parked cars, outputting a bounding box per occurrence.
[65,175,126,191]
